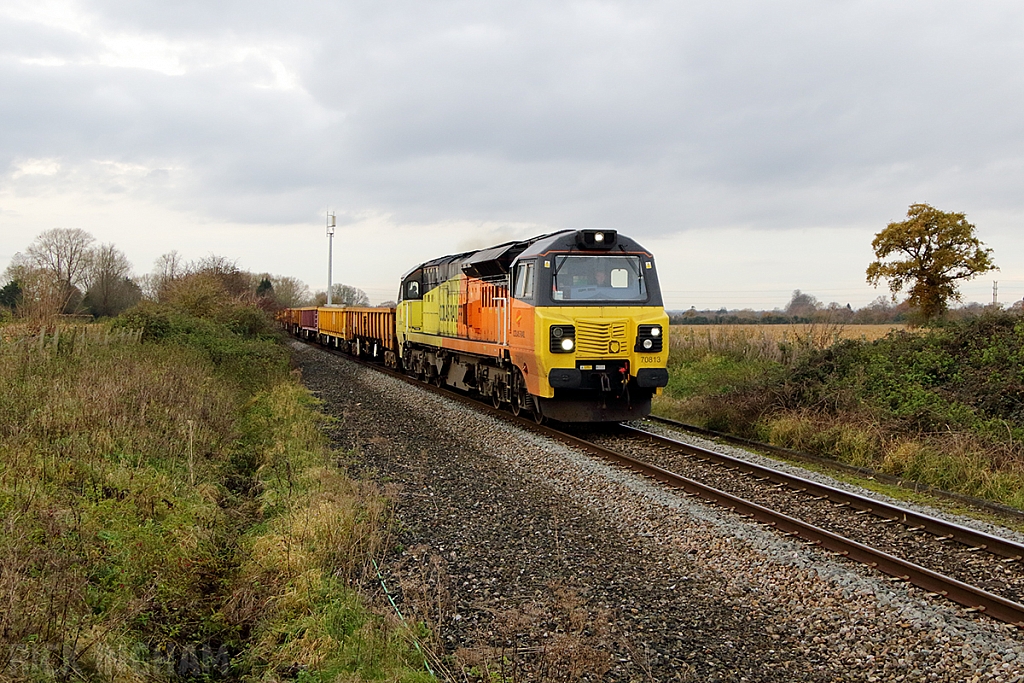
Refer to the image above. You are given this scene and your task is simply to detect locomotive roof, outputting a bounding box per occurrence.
[517,230,653,259]
[401,229,652,280]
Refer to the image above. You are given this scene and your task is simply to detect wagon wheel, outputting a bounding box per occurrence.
[531,397,545,425]
[433,371,445,387]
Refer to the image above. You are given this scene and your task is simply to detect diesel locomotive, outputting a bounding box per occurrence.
[283,229,669,422]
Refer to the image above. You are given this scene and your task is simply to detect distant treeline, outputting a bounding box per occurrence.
[669,289,1018,326]
[0,228,378,323]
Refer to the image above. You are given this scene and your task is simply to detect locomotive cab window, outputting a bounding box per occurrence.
[552,255,647,302]
[513,261,536,300]
[400,270,423,301]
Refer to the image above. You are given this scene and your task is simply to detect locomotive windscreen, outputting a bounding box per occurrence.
[551,255,648,302]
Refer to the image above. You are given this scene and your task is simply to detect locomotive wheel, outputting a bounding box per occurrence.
[511,393,522,417]
[523,394,544,424]
[491,391,501,409]
[433,372,444,387]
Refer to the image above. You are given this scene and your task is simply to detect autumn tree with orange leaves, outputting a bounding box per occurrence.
[867,204,997,322]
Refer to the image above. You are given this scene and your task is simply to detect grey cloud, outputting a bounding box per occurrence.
[3,0,1024,241]
[0,18,94,62]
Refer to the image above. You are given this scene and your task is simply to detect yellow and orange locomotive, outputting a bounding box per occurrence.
[284,229,669,422]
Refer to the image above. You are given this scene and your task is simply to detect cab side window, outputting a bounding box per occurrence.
[513,261,535,300]
[401,271,422,301]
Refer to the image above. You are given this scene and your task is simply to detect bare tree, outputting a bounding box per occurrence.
[3,255,73,318]
[25,228,95,287]
[83,243,140,317]
[150,251,188,300]
[193,255,249,296]
[154,250,186,281]
[785,290,821,318]
[316,284,369,307]
[19,228,95,313]
[270,276,312,308]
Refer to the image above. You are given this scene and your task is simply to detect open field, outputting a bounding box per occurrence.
[668,323,911,368]
[672,323,910,345]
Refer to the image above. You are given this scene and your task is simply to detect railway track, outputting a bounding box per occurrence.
[303,339,1024,629]
[574,425,1024,624]
[644,414,1024,524]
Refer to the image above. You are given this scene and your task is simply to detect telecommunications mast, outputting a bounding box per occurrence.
[326,211,337,305]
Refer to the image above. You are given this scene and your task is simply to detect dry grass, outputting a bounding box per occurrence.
[758,411,1024,508]
[669,323,912,367]
[671,323,909,344]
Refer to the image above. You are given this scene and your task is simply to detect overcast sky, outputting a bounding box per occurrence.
[2,0,1022,309]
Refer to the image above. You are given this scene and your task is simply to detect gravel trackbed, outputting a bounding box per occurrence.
[293,341,1024,682]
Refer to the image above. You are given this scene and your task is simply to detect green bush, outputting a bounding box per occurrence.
[779,313,1024,440]
[114,301,288,390]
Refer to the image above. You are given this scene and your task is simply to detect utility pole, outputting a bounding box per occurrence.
[326,212,336,305]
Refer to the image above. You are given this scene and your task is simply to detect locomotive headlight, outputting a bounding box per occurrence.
[594,232,605,243]
[550,325,576,353]
[635,324,664,353]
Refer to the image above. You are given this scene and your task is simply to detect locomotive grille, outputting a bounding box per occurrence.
[575,319,629,357]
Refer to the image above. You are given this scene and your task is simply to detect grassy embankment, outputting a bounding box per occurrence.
[0,284,432,681]
[654,316,1024,509]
